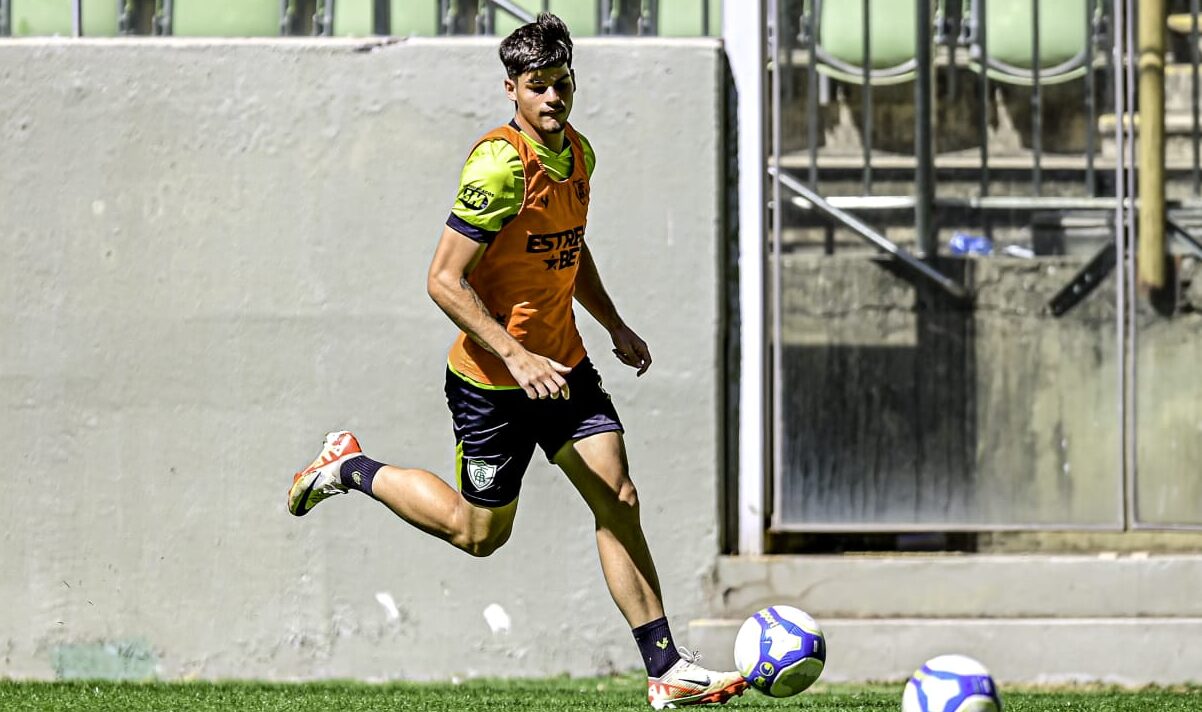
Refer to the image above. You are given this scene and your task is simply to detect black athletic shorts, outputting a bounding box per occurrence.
[445,356,624,508]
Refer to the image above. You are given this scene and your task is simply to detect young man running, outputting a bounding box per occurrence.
[287,14,745,709]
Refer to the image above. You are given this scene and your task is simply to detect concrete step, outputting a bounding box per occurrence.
[777,151,1123,173]
[687,617,1202,685]
[1099,111,1202,159]
[706,555,1202,619]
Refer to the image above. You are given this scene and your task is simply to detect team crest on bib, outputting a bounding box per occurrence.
[573,178,589,206]
[466,459,498,490]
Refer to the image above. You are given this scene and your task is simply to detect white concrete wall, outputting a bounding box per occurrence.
[0,37,726,680]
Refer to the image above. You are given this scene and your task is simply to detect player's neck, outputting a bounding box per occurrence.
[513,114,566,153]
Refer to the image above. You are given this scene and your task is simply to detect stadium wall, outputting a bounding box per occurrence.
[0,38,726,680]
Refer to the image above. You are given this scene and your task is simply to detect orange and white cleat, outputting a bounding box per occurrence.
[647,648,748,709]
[287,431,362,516]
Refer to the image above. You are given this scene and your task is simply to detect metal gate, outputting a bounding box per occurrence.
[763,0,1202,532]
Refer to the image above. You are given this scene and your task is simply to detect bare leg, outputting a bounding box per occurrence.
[555,431,665,628]
[370,466,517,557]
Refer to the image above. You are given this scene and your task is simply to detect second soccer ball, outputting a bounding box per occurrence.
[902,654,1003,712]
[732,605,826,698]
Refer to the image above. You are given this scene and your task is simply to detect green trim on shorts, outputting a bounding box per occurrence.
[447,358,523,391]
[454,439,464,491]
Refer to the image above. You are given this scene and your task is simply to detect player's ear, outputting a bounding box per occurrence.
[504,76,518,102]
[569,69,577,91]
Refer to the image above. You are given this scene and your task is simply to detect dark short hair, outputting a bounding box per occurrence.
[499,13,573,78]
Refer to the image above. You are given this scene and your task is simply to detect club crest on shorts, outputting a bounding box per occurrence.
[466,459,498,490]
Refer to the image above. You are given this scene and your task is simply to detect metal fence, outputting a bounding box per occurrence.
[766,0,1202,533]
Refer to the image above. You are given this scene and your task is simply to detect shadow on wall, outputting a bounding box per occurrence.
[779,259,977,527]
[773,256,1127,532]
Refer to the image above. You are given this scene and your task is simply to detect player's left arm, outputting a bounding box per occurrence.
[574,243,652,376]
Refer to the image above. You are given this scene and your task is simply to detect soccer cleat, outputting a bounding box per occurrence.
[287,431,362,516]
[647,648,748,709]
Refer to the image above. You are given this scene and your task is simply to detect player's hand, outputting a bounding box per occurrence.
[504,350,572,400]
[610,324,652,377]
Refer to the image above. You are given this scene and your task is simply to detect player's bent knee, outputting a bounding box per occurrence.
[617,480,639,510]
[463,540,500,557]
[594,480,641,528]
[456,525,513,558]
[457,535,500,557]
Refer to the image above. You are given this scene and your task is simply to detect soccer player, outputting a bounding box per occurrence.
[287,14,745,709]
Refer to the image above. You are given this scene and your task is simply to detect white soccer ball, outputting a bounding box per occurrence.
[732,605,826,697]
[902,655,1003,712]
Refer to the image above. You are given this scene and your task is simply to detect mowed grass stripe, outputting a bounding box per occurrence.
[0,679,1199,711]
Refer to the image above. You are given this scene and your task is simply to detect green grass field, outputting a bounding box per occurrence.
[1,677,1199,711]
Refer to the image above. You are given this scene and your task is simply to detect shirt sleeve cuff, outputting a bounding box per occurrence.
[446,213,497,244]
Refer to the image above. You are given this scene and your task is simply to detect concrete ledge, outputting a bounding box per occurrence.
[688,617,1202,685]
[711,554,1202,618]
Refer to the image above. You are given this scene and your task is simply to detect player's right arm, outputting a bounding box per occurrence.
[426,227,571,400]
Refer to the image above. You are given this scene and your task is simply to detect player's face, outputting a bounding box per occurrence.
[505,64,575,136]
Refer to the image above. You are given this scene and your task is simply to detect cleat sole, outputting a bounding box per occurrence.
[289,471,320,517]
[653,679,748,709]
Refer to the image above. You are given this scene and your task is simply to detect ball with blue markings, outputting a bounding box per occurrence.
[902,655,1003,712]
[732,605,826,697]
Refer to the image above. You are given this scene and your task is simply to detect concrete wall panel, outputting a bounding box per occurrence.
[0,37,725,680]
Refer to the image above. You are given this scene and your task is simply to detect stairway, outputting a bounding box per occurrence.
[688,554,1202,684]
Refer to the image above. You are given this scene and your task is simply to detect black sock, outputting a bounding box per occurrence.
[633,617,681,678]
[339,456,384,497]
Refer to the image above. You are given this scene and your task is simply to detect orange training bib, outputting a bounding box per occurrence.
[448,123,590,387]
